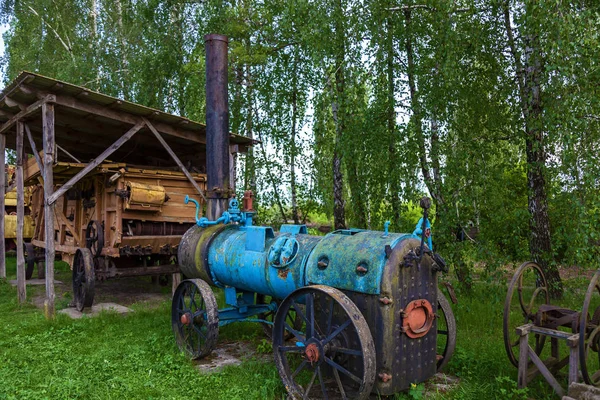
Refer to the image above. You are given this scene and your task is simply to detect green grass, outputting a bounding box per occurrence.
[0,257,591,399]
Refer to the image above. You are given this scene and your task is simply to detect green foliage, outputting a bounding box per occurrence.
[3,0,600,281]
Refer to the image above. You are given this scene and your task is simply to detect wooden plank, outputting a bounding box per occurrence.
[0,95,55,135]
[24,124,44,175]
[56,144,81,163]
[143,118,207,203]
[31,239,79,254]
[16,121,26,303]
[518,330,530,389]
[0,134,5,279]
[43,102,56,319]
[52,94,206,144]
[530,325,576,340]
[527,345,565,396]
[46,121,144,205]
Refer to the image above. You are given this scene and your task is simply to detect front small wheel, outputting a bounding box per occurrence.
[172,279,219,359]
[73,248,95,311]
[273,285,376,400]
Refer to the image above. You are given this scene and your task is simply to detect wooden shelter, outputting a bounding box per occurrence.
[0,71,252,317]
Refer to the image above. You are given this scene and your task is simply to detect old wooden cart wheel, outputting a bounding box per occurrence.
[256,293,302,340]
[503,261,549,367]
[172,279,219,360]
[85,220,104,258]
[579,269,600,386]
[273,285,376,400]
[437,289,456,372]
[73,248,96,312]
[24,242,36,280]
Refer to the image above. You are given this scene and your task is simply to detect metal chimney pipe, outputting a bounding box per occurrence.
[205,34,231,220]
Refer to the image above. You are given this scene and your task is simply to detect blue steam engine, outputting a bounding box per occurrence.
[171,34,456,399]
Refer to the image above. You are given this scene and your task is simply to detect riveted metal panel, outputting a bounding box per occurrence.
[305,231,409,295]
[351,236,438,395]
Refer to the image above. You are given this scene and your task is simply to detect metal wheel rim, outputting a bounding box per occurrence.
[85,220,104,258]
[171,279,219,360]
[437,289,456,372]
[273,285,376,400]
[72,248,95,312]
[579,269,600,385]
[503,261,549,368]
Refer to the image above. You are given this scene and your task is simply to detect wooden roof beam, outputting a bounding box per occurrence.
[0,95,55,135]
[15,86,207,144]
[46,121,145,205]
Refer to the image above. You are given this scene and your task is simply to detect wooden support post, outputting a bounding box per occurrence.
[46,121,144,205]
[0,133,5,279]
[16,121,26,303]
[43,102,55,318]
[143,118,207,203]
[567,334,579,386]
[172,273,182,296]
[517,325,530,389]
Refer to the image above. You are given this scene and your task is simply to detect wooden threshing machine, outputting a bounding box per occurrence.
[0,71,252,313]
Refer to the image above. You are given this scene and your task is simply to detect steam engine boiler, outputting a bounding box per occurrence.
[171,34,456,399]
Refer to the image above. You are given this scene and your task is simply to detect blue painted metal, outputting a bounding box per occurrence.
[304,231,412,295]
[413,217,433,251]
[180,200,429,299]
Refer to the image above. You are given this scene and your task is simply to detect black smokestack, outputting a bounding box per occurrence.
[205,34,230,219]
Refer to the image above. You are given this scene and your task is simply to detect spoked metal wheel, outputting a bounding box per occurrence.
[85,220,104,258]
[437,289,456,372]
[580,269,600,386]
[257,293,302,340]
[72,248,96,312]
[503,261,549,367]
[273,285,376,400]
[172,279,219,360]
[24,242,36,280]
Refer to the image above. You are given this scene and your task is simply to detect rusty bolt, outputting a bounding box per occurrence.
[379,297,393,305]
[356,265,368,274]
[378,372,392,383]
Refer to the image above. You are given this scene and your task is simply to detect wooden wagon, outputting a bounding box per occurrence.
[0,72,252,315]
[23,159,207,310]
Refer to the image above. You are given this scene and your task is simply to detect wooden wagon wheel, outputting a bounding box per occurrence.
[579,269,600,386]
[73,248,96,312]
[172,279,219,359]
[503,262,549,368]
[24,242,36,280]
[85,220,104,258]
[437,289,457,372]
[273,285,376,400]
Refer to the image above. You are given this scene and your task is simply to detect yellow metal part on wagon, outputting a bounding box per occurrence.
[124,181,167,210]
[4,187,32,207]
[4,215,34,239]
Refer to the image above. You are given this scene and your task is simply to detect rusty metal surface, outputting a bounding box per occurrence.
[124,181,167,209]
[4,215,34,239]
[177,224,234,285]
[348,237,438,395]
[402,299,434,339]
[205,34,230,219]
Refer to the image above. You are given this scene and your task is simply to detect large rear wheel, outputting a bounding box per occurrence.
[273,285,376,400]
